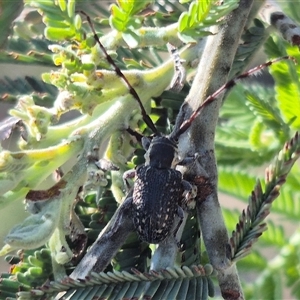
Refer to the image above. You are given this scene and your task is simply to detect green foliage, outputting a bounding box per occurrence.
[0,76,57,103]
[0,0,24,49]
[229,18,269,78]
[265,38,300,129]
[0,248,52,298]
[0,0,300,299]
[14,265,215,299]
[110,0,153,31]
[178,0,239,42]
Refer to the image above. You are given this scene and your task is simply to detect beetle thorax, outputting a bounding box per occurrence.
[143,136,179,169]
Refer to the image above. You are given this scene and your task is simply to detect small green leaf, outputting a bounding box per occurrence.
[188,2,197,27]
[27,267,43,276]
[111,4,128,22]
[74,14,82,30]
[67,0,75,18]
[81,62,96,71]
[177,0,238,42]
[117,0,133,13]
[110,16,125,31]
[117,0,153,16]
[178,13,189,32]
[197,0,210,22]
[57,0,66,12]
[110,0,151,32]
[42,16,71,28]
[45,27,75,41]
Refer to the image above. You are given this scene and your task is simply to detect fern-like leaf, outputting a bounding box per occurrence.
[218,168,257,200]
[264,37,300,129]
[230,132,300,262]
[15,265,215,300]
[0,76,57,103]
[229,19,269,78]
[0,0,24,49]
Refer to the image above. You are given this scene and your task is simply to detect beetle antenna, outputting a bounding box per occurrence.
[79,11,159,135]
[173,56,296,139]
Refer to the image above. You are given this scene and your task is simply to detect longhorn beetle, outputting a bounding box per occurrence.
[80,11,293,244]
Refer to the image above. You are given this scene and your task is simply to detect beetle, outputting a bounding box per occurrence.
[125,134,197,243]
[80,11,292,244]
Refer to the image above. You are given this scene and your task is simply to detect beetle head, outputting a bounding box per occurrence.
[143,136,178,169]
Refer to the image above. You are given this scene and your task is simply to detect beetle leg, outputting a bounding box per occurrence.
[177,152,199,166]
[173,205,185,245]
[122,169,136,190]
[181,180,197,210]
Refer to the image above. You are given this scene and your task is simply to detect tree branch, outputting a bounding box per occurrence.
[176,0,264,299]
[70,194,134,279]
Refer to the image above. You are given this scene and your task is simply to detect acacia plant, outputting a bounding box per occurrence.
[0,0,300,299]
